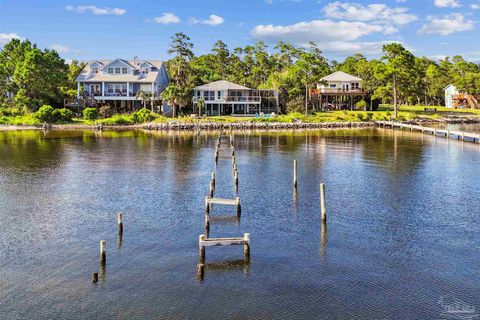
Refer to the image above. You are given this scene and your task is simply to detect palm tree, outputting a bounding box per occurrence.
[197,98,205,117]
[160,85,181,117]
[135,90,152,110]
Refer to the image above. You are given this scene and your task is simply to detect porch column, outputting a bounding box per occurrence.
[77,82,81,98]
[127,82,130,97]
[102,82,105,97]
[151,82,155,97]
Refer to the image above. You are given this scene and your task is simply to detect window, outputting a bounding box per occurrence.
[141,67,149,75]
[329,84,336,88]
[122,67,128,74]
[217,91,221,99]
[108,68,113,74]
[92,67,98,74]
[204,91,215,101]
[115,67,121,74]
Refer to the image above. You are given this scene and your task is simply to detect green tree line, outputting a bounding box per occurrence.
[2,35,480,118]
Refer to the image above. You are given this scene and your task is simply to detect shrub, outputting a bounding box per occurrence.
[99,114,134,125]
[35,105,55,123]
[365,113,373,121]
[355,113,365,121]
[356,100,367,110]
[131,108,156,124]
[99,105,112,118]
[83,107,98,120]
[54,108,74,123]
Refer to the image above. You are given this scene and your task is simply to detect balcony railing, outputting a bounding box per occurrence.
[83,91,154,98]
[310,88,365,95]
[193,96,261,103]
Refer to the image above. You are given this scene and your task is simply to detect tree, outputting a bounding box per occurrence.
[166,33,195,116]
[160,85,181,117]
[379,43,415,118]
[135,90,152,111]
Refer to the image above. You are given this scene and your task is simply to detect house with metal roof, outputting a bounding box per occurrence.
[192,80,278,116]
[71,57,169,111]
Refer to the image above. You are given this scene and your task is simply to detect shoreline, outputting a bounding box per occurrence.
[1,117,480,132]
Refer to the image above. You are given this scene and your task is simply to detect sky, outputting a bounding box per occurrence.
[0,0,480,63]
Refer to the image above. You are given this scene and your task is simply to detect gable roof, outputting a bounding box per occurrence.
[321,71,363,82]
[195,80,251,91]
[76,59,165,82]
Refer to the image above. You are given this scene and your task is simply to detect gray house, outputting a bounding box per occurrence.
[75,57,169,110]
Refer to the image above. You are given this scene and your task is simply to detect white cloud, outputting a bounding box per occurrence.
[419,13,474,35]
[434,0,461,7]
[471,2,480,9]
[153,13,181,24]
[0,32,22,44]
[49,44,70,53]
[251,19,401,54]
[65,5,126,15]
[252,19,390,43]
[190,14,224,26]
[323,2,417,26]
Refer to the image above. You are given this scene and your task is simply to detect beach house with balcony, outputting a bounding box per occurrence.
[309,71,366,110]
[73,57,169,111]
[192,80,278,116]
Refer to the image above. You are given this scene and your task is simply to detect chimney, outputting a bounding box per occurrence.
[134,56,139,66]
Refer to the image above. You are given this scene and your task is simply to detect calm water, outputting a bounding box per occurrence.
[0,128,478,319]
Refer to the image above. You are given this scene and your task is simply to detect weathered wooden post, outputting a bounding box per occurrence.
[243,233,250,261]
[447,129,450,138]
[196,263,205,280]
[233,162,238,174]
[211,172,216,189]
[209,180,214,198]
[205,196,210,214]
[236,197,241,216]
[293,160,298,189]
[320,183,327,222]
[117,212,123,235]
[199,234,206,261]
[232,148,235,157]
[234,170,238,189]
[100,240,106,265]
[320,221,327,257]
[92,272,99,283]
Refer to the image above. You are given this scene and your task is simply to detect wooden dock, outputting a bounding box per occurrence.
[198,133,250,279]
[376,121,480,142]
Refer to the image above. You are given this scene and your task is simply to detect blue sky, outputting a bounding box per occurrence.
[1,0,479,62]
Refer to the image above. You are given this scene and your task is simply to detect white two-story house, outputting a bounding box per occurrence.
[192,80,278,116]
[75,57,169,110]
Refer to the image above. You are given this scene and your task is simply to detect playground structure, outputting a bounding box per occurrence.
[452,93,480,109]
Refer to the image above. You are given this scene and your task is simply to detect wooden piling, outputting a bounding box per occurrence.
[234,170,238,188]
[100,240,106,265]
[293,160,298,189]
[215,149,219,163]
[117,212,123,235]
[243,233,250,261]
[205,196,210,214]
[196,263,205,280]
[209,180,214,198]
[236,196,241,216]
[92,272,98,283]
[211,172,216,188]
[199,234,206,260]
[320,183,327,222]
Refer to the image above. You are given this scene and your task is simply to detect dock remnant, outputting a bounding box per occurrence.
[205,196,241,215]
[100,240,106,265]
[92,272,99,283]
[198,233,250,261]
[117,212,123,235]
[320,183,327,222]
[293,160,298,189]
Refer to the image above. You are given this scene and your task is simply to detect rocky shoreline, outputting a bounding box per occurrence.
[1,117,479,132]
